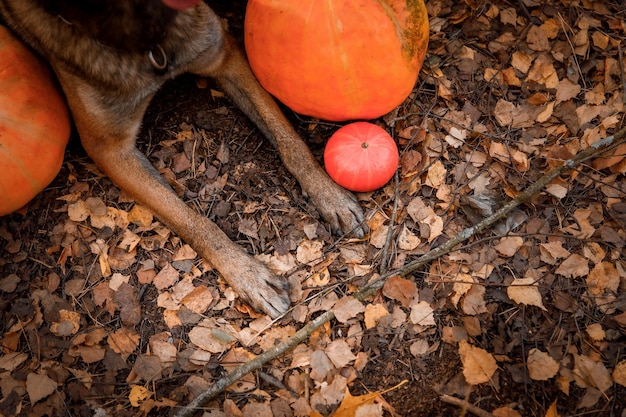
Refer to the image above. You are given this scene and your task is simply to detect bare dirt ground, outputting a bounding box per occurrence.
[1,1,626,416]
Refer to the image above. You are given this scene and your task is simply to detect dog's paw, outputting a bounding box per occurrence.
[226,258,290,318]
[311,183,368,238]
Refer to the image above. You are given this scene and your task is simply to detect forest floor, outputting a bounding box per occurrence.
[1,0,626,416]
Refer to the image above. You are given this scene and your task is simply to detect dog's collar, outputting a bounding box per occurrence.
[148,45,168,71]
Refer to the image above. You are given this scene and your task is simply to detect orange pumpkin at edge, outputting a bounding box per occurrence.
[244,0,429,121]
[0,25,71,216]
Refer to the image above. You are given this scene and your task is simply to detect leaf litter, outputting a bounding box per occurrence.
[1,0,626,416]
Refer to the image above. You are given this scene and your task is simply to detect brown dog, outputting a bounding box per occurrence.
[0,0,366,317]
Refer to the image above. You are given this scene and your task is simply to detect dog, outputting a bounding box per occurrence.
[0,0,366,318]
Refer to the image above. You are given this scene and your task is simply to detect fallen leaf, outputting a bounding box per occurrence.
[527,349,559,380]
[330,382,404,417]
[494,236,524,257]
[333,297,366,324]
[364,303,389,329]
[409,301,436,326]
[492,406,522,417]
[128,204,153,227]
[325,339,357,369]
[108,328,140,360]
[573,354,612,393]
[26,372,57,404]
[613,361,626,387]
[585,323,606,341]
[296,239,324,265]
[555,254,589,278]
[181,285,214,314]
[153,263,180,290]
[397,225,421,251]
[382,276,418,308]
[507,277,547,311]
[545,400,560,417]
[539,241,570,265]
[50,309,81,337]
[458,340,497,385]
[129,385,152,407]
[188,326,235,353]
[310,350,335,382]
[586,262,620,296]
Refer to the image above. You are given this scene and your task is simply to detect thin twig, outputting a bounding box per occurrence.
[174,124,626,417]
[440,394,495,417]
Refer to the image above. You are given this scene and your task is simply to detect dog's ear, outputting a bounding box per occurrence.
[35,0,177,52]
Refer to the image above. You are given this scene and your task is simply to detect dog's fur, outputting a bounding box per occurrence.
[0,0,366,317]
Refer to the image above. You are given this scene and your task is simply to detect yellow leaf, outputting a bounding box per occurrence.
[129,385,152,407]
[330,381,406,417]
[545,400,560,417]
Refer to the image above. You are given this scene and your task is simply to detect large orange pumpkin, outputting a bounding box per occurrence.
[244,0,429,121]
[0,25,71,216]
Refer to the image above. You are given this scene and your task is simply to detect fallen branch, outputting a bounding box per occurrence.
[174,124,626,417]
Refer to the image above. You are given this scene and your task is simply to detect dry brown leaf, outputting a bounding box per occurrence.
[585,323,606,341]
[68,368,93,389]
[493,406,522,417]
[526,53,559,88]
[26,372,57,404]
[494,236,524,257]
[149,332,178,364]
[527,349,559,380]
[188,326,235,353]
[364,303,389,329]
[181,285,214,314]
[382,275,418,308]
[556,78,582,103]
[539,241,570,265]
[507,278,546,311]
[397,225,421,251]
[511,51,533,73]
[325,339,357,369]
[296,239,324,265]
[613,361,626,387]
[458,340,498,385]
[586,262,620,296]
[409,301,436,326]
[488,141,529,171]
[450,273,474,307]
[50,309,81,337]
[369,224,390,249]
[409,339,430,357]
[128,204,153,227]
[115,282,141,326]
[573,354,612,393]
[460,284,488,315]
[555,254,589,278]
[333,296,366,324]
[0,352,28,372]
[153,263,180,290]
[108,328,140,360]
[310,350,335,381]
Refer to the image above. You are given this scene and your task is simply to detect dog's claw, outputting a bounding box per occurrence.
[223,257,290,319]
[310,181,368,239]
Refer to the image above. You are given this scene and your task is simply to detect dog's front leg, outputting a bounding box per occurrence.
[56,71,290,318]
[192,35,368,238]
